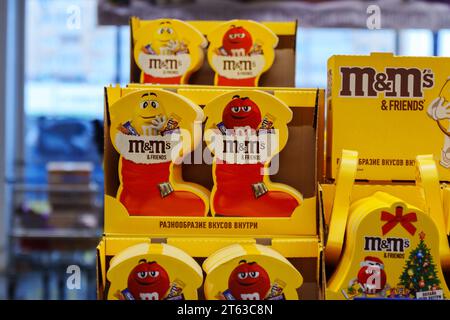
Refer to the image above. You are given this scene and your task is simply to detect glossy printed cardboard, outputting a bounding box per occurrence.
[326,53,450,181]
[203,244,303,300]
[131,18,207,84]
[104,85,321,236]
[206,20,278,86]
[108,88,209,216]
[203,90,303,217]
[107,243,203,300]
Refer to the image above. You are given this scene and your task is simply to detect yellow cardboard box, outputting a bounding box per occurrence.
[96,235,325,300]
[130,19,297,87]
[322,151,450,299]
[326,52,450,181]
[104,85,323,236]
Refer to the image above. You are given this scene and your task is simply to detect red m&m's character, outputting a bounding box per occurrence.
[357,256,387,295]
[213,96,300,217]
[228,260,271,300]
[127,260,170,300]
[222,95,262,130]
[222,25,253,57]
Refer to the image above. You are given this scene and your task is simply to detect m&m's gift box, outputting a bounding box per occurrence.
[203,244,303,300]
[131,18,207,85]
[206,20,278,87]
[203,90,303,217]
[322,151,450,299]
[103,85,323,236]
[106,243,203,300]
[107,88,209,217]
[325,52,450,182]
[130,18,297,87]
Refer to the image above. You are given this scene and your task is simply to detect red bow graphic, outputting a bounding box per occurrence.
[381,206,417,236]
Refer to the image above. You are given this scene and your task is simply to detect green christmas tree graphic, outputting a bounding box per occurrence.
[398,232,441,296]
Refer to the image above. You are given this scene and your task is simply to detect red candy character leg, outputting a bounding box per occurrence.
[217,75,257,87]
[119,158,205,216]
[143,74,183,84]
[213,162,299,217]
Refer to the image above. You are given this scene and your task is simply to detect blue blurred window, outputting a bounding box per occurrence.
[439,29,450,56]
[25,0,130,184]
[296,28,396,87]
[398,29,433,56]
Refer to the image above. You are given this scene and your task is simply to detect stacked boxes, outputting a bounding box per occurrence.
[97,19,325,300]
[323,53,450,300]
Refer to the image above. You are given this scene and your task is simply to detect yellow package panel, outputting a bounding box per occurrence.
[443,187,450,235]
[321,183,429,226]
[326,192,450,300]
[107,242,203,300]
[161,21,296,36]
[127,83,317,93]
[169,236,320,258]
[114,84,320,108]
[96,239,107,299]
[104,195,317,236]
[103,85,319,236]
[203,244,303,300]
[328,52,450,181]
[101,235,319,258]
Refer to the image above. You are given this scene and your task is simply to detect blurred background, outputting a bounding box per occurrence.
[0,0,449,300]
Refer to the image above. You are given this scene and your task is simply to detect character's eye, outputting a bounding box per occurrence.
[158,28,164,35]
[249,271,259,278]
[229,34,237,40]
[140,101,149,109]
[149,271,160,278]
[137,272,148,279]
[239,33,245,38]
[149,100,159,109]
[231,106,240,113]
[237,272,248,280]
[166,28,173,34]
[242,106,251,112]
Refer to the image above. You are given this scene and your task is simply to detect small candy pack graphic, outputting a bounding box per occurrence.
[207,20,278,86]
[203,90,303,217]
[109,89,209,216]
[203,244,303,300]
[132,18,207,84]
[107,243,203,300]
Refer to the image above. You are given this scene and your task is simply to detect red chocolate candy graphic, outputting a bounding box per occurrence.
[222,95,262,130]
[228,260,271,300]
[128,260,170,300]
[222,26,253,56]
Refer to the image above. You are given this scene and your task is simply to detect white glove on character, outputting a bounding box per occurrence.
[142,115,166,136]
[166,40,180,54]
[150,115,167,132]
[427,97,450,121]
[428,97,450,168]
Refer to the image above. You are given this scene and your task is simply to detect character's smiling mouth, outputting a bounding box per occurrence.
[231,115,247,119]
[135,279,157,286]
[141,116,156,120]
[237,281,258,287]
